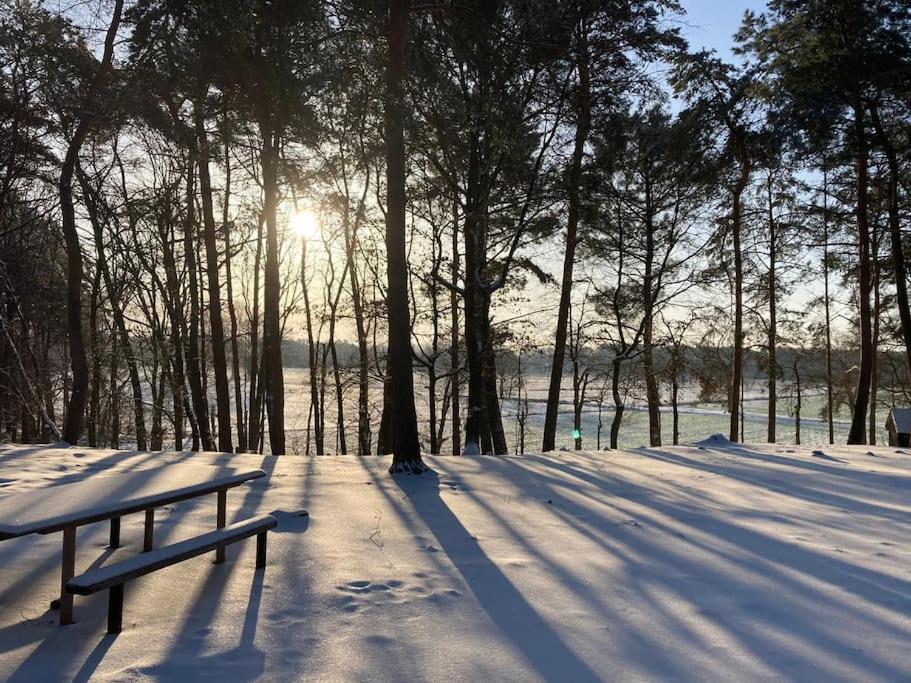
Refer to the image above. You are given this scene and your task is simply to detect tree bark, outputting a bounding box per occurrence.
[194,101,233,453]
[300,239,323,454]
[247,211,265,453]
[869,224,881,445]
[88,267,102,447]
[59,0,123,445]
[822,162,835,444]
[385,0,425,473]
[543,23,590,452]
[793,357,802,445]
[342,196,371,455]
[767,172,777,443]
[260,125,286,454]
[609,355,623,449]
[450,199,461,455]
[729,157,750,442]
[642,177,660,447]
[462,196,484,455]
[221,109,247,453]
[182,166,215,451]
[848,102,873,445]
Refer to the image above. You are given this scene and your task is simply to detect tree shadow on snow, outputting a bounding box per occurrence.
[393,468,602,683]
[471,451,911,680]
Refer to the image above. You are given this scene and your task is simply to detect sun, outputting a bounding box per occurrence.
[289,209,320,241]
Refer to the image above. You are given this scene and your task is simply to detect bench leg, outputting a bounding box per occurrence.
[109,517,121,549]
[60,526,76,625]
[256,531,267,569]
[143,509,154,552]
[108,584,124,634]
[215,490,226,564]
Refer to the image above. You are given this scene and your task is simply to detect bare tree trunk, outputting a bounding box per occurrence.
[158,193,192,451]
[543,24,590,452]
[483,337,508,454]
[671,372,680,446]
[729,160,750,442]
[260,125,286,454]
[247,211,265,452]
[848,103,873,445]
[342,200,371,455]
[386,0,425,473]
[596,399,603,450]
[182,167,215,451]
[572,361,583,450]
[301,239,323,454]
[221,109,247,453]
[642,179,660,447]
[88,267,102,447]
[194,100,233,453]
[609,356,623,449]
[59,0,123,445]
[793,356,802,445]
[767,172,777,443]
[428,366,438,455]
[450,199,461,455]
[869,225,881,445]
[328,324,347,454]
[822,162,835,444]
[480,294,507,454]
[150,369,166,451]
[376,372,393,455]
[462,201,484,455]
[109,339,120,448]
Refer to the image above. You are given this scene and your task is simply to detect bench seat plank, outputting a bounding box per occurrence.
[67,514,277,595]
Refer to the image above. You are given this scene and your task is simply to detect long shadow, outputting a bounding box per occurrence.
[524,451,911,617]
[694,440,910,487]
[468,453,911,679]
[71,634,117,683]
[630,447,910,522]
[393,469,602,683]
[426,460,715,674]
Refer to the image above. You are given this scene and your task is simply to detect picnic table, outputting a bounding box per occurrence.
[0,464,265,625]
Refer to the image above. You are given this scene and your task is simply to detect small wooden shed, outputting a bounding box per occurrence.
[885,408,911,447]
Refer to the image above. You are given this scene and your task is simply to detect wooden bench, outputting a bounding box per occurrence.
[66,514,277,633]
[0,464,266,625]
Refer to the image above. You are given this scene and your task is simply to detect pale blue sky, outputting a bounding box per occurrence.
[678,0,769,59]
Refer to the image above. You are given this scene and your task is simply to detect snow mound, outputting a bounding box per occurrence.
[694,433,731,446]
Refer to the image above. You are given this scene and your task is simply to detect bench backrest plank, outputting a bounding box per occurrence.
[0,466,265,538]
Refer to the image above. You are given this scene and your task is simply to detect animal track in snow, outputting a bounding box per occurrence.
[334,576,463,612]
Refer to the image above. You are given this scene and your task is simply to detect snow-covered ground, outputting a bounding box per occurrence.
[0,439,909,681]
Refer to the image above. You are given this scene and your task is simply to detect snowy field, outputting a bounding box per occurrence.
[280,367,878,453]
[0,440,910,681]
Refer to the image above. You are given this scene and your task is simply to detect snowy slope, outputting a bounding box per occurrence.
[0,439,909,681]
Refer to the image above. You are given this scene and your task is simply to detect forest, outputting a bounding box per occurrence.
[0,0,909,472]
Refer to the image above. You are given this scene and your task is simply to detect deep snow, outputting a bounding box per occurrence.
[0,439,909,681]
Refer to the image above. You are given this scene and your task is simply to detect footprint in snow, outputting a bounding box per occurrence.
[339,580,397,594]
